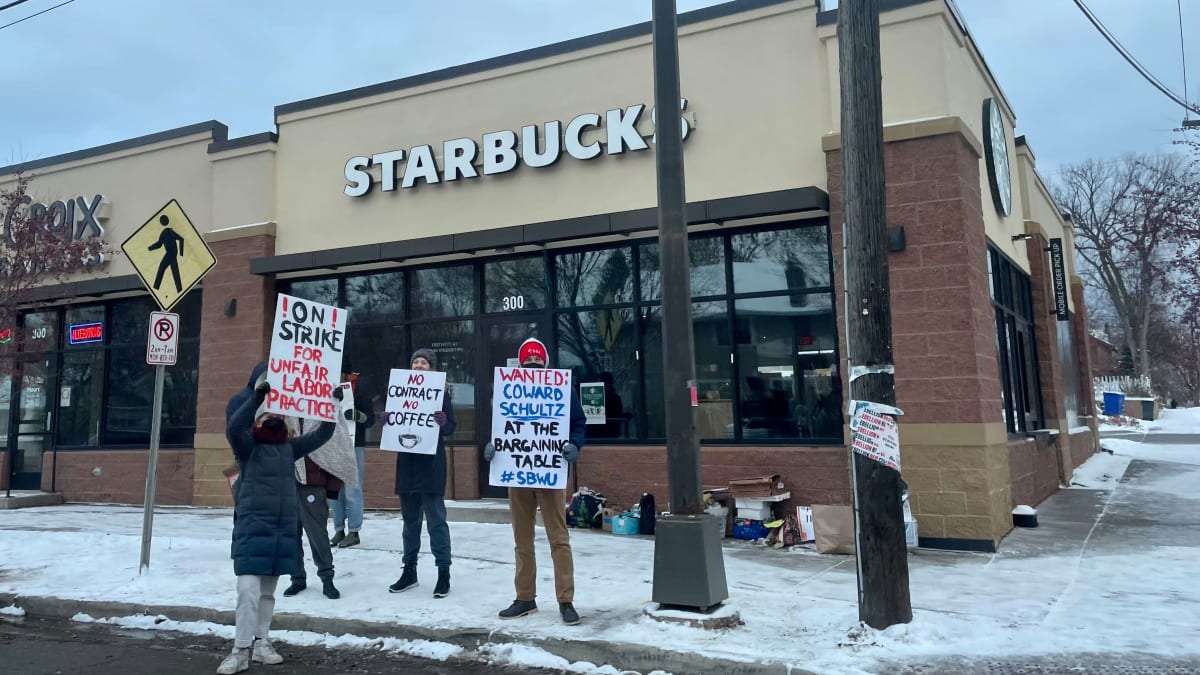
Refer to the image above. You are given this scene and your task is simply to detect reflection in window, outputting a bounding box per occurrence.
[412,321,476,444]
[990,246,1042,433]
[557,308,638,439]
[639,235,726,301]
[731,227,830,293]
[346,272,404,323]
[289,278,339,306]
[109,298,156,345]
[411,265,475,319]
[58,350,104,446]
[23,310,59,351]
[555,247,633,308]
[343,324,407,446]
[485,256,547,312]
[643,302,733,440]
[735,294,840,440]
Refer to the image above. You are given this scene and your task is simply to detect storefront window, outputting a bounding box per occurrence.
[345,271,404,323]
[411,265,474,318]
[643,301,735,440]
[57,350,104,446]
[485,256,546,313]
[555,247,634,308]
[991,246,1043,433]
[290,278,339,306]
[342,324,407,445]
[639,235,726,301]
[411,321,476,444]
[557,308,639,439]
[23,311,58,351]
[731,227,831,293]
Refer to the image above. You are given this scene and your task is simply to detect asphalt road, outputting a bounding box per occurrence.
[0,615,542,675]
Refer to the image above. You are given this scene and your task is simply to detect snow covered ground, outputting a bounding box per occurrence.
[1145,406,1200,434]
[2,438,1198,674]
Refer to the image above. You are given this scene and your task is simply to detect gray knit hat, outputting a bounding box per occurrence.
[411,347,437,369]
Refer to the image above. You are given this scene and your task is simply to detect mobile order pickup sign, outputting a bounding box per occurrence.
[265,293,348,423]
[488,366,572,489]
[380,369,447,455]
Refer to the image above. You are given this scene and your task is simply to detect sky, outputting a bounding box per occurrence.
[0,0,1196,179]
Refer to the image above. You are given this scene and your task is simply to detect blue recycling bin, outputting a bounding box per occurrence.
[1102,392,1126,416]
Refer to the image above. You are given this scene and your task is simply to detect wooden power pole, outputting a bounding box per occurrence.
[838,0,913,629]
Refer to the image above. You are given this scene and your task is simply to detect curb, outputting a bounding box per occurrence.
[0,593,810,675]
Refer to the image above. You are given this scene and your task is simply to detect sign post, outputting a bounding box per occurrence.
[122,200,216,573]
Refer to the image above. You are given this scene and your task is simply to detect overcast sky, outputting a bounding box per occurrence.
[1,0,1195,178]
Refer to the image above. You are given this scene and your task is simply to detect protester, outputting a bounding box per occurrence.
[220,362,335,674]
[483,338,586,625]
[283,386,360,600]
[330,358,375,549]
[389,348,457,598]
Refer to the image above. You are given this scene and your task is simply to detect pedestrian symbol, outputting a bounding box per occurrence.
[122,200,216,311]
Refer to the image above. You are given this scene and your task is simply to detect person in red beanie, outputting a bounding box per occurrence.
[484,337,587,625]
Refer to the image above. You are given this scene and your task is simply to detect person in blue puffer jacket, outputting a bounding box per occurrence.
[217,362,335,675]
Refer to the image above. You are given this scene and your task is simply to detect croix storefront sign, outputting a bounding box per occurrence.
[344,100,692,197]
[3,193,105,243]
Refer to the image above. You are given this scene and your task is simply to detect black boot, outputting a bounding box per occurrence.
[498,599,538,619]
[282,580,306,597]
[322,579,340,599]
[389,566,418,593]
[433,568,450,598]
[559,602,580,625]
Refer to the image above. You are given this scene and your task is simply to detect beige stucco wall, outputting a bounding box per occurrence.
[210,145,277,232]
[0,131,216,283]
[271,1,829,255]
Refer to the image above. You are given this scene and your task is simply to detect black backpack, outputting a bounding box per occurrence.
[638,493,656,535]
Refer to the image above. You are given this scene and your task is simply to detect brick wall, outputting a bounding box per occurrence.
[1068,429,1096,470]
[1025,234,1066,430]
[44,449,194,504]
[1008,438,1057,509]
[0,449,8,491]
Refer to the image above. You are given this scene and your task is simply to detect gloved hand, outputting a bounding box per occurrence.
[433,411,448,427]
[253,374,271,407]
[332,386,344,401]
[483,442,495,462]
[562,442,579,464]
[343,408,366,423]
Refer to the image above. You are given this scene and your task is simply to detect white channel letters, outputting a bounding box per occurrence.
[344,100,691,197]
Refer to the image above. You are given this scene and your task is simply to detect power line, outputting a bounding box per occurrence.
[0,0,76,31]
[0,0,34,12]
[1071,0,1200,117]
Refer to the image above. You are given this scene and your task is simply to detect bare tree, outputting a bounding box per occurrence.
[1054,153,1196,381]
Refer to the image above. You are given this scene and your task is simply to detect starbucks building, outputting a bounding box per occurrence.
[0,0,1098,550]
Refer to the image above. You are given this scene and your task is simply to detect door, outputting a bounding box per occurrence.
[478,317,543,498]
[9,355,55,491]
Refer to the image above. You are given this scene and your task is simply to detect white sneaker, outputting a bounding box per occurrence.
[216,648,249,674]
[252,639,284,665]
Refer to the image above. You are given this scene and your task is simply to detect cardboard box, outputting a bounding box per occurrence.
[729,475,786,497]
[602,507,617,533]
[736,505,773,521]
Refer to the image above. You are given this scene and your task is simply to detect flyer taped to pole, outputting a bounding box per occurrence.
[380,368,446,455]
[488,366,572,489]
[848,399,903,473]
[265,293,348,423]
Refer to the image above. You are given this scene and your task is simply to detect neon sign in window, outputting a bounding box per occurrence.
[69,322,104,345]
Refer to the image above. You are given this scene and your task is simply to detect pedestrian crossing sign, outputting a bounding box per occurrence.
[121,199,217,311]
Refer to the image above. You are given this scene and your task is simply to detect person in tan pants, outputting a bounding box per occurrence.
[483,338,587,625]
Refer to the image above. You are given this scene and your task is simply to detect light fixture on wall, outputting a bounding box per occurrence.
[224,298,237,317]
[1011,233,1035,242]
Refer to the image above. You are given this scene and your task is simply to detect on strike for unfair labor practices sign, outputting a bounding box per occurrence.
[850,408,902,473]
[380,369,446,455]
[265,293,348,423]
[488,366,572,489]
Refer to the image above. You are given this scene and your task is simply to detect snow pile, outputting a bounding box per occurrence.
[0,605,26,617]
[1146,407,1200,434]
[481,643,654,674]
[1069,448,1132,490]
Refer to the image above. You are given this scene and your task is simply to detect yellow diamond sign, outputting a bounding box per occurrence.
[121,200,217,311]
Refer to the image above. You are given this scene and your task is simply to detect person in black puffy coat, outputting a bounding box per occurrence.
[217,362,335,674]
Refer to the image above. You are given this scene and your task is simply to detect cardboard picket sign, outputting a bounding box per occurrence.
[488,366,572,489]
[380,368,446,455]
[265,293,348,423]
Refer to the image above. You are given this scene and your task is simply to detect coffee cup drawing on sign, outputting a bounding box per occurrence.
[398,432,422,449]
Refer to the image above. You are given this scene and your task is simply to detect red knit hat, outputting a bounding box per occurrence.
[518,338,548,366]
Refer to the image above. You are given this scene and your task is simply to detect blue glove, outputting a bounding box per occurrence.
[562,442,579,464]
[483,442,495,462]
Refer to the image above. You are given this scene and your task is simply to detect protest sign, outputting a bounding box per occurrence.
[488,366,572,489]
[580,382,605,425]
[265,293,348,423]
[337,382,356,441]
[850,407,901,473]
[380,368,446,455]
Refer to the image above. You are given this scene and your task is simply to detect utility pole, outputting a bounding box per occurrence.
[649,0,728,612]
[838,0,912,628]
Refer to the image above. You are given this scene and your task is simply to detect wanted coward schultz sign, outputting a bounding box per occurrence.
[266,293,348,423]
[381,369,446,455]
[488,366,571,489]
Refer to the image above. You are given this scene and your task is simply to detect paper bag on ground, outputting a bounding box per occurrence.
[812,504,856,554]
